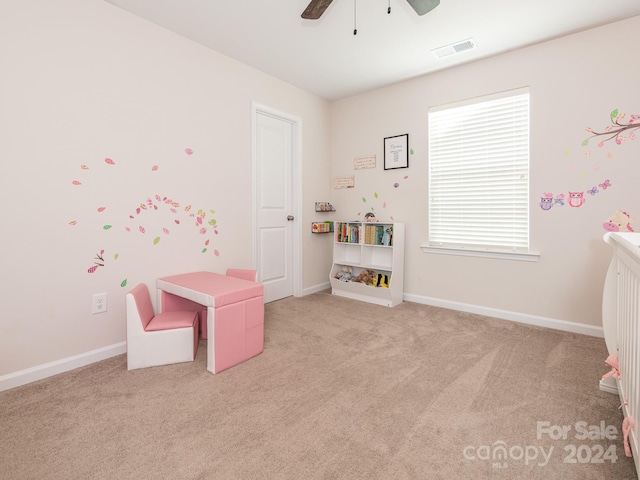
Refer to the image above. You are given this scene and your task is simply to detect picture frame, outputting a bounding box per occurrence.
[384,134,409,170]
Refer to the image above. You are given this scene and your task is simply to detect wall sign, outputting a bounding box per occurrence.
[334,176,355,189]
[354,155,376,170]
[384,134,409,170]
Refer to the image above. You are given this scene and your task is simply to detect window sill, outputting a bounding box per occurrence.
[420,244,540,262]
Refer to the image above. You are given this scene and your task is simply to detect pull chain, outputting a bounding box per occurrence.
[353,0,391,35]
[353,0,357,35]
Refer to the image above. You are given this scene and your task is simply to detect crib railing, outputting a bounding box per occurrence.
[601,232,639,475]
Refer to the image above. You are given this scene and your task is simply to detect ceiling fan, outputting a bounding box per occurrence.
[301,0,440,19]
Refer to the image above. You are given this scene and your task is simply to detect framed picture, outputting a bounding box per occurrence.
[384,134,409,170]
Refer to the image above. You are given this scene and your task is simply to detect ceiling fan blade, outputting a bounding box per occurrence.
[407,0,440,16]
[301,0,334,20]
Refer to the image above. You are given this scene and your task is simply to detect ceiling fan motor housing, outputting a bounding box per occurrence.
[407,0,441,16]
[302,0,440,19]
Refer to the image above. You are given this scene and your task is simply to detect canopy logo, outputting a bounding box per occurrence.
[463,420,619,469]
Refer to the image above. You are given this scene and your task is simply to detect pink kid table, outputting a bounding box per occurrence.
[156,271,264,374]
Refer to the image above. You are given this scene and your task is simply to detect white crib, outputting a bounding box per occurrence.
[600,232,639,475]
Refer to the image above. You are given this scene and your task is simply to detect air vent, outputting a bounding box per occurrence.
[432,38,477,59]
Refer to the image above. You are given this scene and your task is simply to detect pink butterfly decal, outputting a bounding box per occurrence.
[104,158,115,165]
[599,179,611,190]
[185,148,194,155]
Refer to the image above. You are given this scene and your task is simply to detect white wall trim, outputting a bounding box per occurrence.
[0,342,126,392]
[403,293,604,338]
[302,288,603,338]
[302,282,331,297]
[599,376,618,395]
[5,291,602,392]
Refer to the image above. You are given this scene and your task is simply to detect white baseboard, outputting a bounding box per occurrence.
[3,292,604,392]
[302,281,331,296]
[0,342,126,392]
[599,376,619,395]
[403,293,605,338]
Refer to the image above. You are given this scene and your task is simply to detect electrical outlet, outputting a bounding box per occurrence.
[92,293,108,314]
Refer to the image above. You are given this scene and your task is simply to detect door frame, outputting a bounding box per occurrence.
[251,101,302,299]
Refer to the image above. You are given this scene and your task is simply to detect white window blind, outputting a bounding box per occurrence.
[428,89,530,253]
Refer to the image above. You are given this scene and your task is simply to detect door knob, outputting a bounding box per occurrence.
[287,215,295,221]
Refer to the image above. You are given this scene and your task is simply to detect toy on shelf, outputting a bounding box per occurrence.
[335,265,354,282]
[373,273,390,288]
[315,202,336,212]
[354,269,377,286]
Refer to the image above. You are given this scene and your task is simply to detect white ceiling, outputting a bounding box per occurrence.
[104,0,640,101]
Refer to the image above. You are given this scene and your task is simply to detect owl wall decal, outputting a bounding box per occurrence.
[568,191,585,208]
[539,197,554,210]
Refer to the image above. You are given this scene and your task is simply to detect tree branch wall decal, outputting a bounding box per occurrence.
[583,109,639,147]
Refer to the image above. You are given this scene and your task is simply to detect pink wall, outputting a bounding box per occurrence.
[330,16,640,330]
[0,0,331,379]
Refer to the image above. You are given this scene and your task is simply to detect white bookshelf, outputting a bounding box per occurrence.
[329,221,404,307]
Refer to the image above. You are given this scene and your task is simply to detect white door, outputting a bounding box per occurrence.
[253,105,301,303]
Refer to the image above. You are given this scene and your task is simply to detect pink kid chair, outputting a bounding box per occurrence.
[226,268,258,282]
[126,283,199,370]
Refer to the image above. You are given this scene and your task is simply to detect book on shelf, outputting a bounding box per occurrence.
[362,224,393,246]
[312,221,333,233]
[336,222,360,243]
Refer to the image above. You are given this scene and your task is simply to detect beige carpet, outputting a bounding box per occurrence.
[1,291,637,480]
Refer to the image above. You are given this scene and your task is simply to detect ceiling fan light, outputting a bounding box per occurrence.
[407,0,440,16]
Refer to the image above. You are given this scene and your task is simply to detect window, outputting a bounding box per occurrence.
[427,88,530,256]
